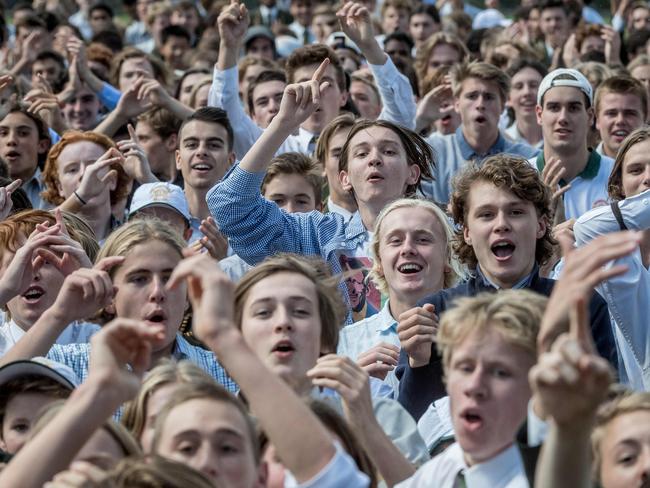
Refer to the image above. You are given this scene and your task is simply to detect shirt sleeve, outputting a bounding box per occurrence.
[284,442,370,488]
[208,66,263,160]
[97,82,122,111]
[369,56,416,130]
[574,190,650,387]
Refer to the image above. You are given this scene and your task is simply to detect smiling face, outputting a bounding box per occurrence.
[340,125,420,209]
[109,240,186,355]
[537,86,593,155]
[447,327,534,466]
[240,272,321,393]
[291,63,347,135]
[455,78,504,139]
[508,67,542,121]
[377,206,448,305]
[599,410,650,488]
[596,92,644,157]
[621,138,650,198]
[156,398,262,488]
[463,181,545,289]
[62,85,101,131]
[176,120,234,191]
[1,236,66,330]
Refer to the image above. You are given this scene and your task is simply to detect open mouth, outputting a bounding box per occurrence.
[367,173,384,183]
[22,286,45,303]
[4,150,20,160]
[555,128,571,136]
[612,129,629,140]
[398,263,423,274]
[475,116,487,124]
[272,340,295,358]
[145,310,167,324]
[461,409,484,431]
[191,163,212,172]
[491,241,515,260]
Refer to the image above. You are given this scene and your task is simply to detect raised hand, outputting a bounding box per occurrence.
[116,124,156,184]
[542,157,571,204]
[415,79,453,133]
[276,58,331,130]
[43,461,108,488]
[49,256,123,325]
[530,297,613,424]
[397,304,438,367]
[336,2,385,64]
[308,354,375,431]
[218,0,249,47]
[538,231,641,353]
[356,342,400,380]
[167,253,236,347]
[602,25,622,65]
[74,148,122,205]
[0,179,21,221]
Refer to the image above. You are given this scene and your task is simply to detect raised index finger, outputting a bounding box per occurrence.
[127,123,139,144]
[569,296,594,353]
[5,178,22,193]
[312,58,330,83]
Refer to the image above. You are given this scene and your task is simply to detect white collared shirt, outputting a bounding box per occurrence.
[396,442,529,488]
[0,319,100,358]
[326,197,354,222]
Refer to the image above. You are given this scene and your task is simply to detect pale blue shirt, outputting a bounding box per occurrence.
[574,189,650,390]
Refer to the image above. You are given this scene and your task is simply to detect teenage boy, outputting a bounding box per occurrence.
[210,0,417,159]
[176,107,235,251]
[0,357,78,456]
[135,108,182,184]
[396,155,616,420]
[245,70,286,129]
[220,152,323,281]
[539,0,570,60]
[396,290,546,487]
[594,76,647,159]
[535,68,613,220]
[209,62,432,322]
[0,105,51,210]
[422,61,539,204]
[159,25,191,72]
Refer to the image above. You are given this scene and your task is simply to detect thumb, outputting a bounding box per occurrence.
[423,303,436,314]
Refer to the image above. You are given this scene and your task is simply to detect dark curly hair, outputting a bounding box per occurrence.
[449,154,555,268]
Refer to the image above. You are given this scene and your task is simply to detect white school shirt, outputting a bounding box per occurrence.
[0,319,100,357]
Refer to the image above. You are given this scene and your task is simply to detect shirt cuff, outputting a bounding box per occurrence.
[368,55,399,84]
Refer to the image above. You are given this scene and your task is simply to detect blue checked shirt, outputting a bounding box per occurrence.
[47,333,237,392]
[208,165,369,323]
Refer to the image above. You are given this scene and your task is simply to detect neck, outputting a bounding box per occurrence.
[155,158,177,182]
[150,340,175,367]
[462,125,499,156]
[602,142,617,159]
[14,165,37,183]
[516,117,543,146]
[480,262,534,289]
[543,144,590,182]
[331,189,357,213]
[358,200,384,230]
[79,202,113,241]
[185,186,210,220]
[463,441,514,467]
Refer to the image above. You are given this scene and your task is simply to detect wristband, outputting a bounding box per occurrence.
[74,190,87,205]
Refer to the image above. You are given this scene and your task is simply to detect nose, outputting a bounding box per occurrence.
[367,146,383,167]
[638,448,650,483]
[6,129,17,145]
[148,275,166,303]
[273,306,293,333]
[494,211,511,232]
[643,166,650,187]
[195,446,219,480]
[268,98,280,113]
[284,201,296,213]
[400,235,417,255]
[464,367,488,399]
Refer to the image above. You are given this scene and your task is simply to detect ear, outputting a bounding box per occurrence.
[535,104,543,125]
[339,169,353,192]
[183,226,193,241]
[164,133,178,152]
[107,167,117,191]
[463,225,472,246]
[37,138,50,155]
[587,106,595,127]
[339,89,349,108]
[407,163,421,185]
[104,301,116,316]
[536,215,547,240]
[228,151,236,166]
[255,460,269,488]
[454,97,461,114]
[175,149,182,171]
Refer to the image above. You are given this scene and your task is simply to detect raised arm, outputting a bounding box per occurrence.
[0,319,161,487]
[169,255,369,486]
[337,1,416,129]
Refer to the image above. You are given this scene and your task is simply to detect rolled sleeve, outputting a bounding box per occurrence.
[369,56,416,130]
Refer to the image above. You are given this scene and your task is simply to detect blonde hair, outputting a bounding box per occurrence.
[437,290,546,374]
[591,390,650,482]
[121,360,218,441]
[370,198,467,294]
[100,455,214,488]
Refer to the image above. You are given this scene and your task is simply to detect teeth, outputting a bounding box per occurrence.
[193,165,210,170]
[493,242,511,248]
[399,263,423,273]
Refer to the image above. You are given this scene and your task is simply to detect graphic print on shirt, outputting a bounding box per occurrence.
[339,254,381,323]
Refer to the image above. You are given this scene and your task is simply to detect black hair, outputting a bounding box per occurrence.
[89,1,114,18]
[179,107,234,152]
[161,24,191,46]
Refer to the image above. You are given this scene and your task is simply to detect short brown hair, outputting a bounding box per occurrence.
[449,155,555,268]
[437,290,546,375]
[110,47,169,89]
[235,254,345,353]
[42,131,130,206]
[574,23,603,53]
[261,152,323,204]
[594,75,648,121]
[608,126,650,200]
[381,0,412,17]
[137,107,182,140]
[451,61,509,105]
[414,32,468,82]
[338,119,434,198]
[314,113,356,167]
[246,69,286,115]
[285,44,345,92]
[237,55,279,84]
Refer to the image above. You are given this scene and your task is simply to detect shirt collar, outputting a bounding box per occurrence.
[376,300,397,332]
[297,127,316,148]
[465,443,524,486]
[455,126,505,160]
[536,149,601,183]
[476,264,538,290]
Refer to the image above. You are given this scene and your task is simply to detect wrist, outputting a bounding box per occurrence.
[42,305,73,331]
[408,355,430,368]
[202,324,242,355]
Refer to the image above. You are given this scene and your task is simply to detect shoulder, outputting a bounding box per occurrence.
[396,443,463,487]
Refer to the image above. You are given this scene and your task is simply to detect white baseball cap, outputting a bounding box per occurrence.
[128,182,192,224]
[0,357,79,390]
[537,68,593,107]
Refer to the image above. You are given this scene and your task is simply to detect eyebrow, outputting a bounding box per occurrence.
[267,192,312,199]
[182,136,225,144]
[171,427,246,440]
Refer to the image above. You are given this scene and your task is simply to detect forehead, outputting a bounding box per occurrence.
[253,80,286,98]
[58,141,105,163]
[512,67,542,83]
[349,125,403,147]
[292,63,338,83]
[467,180,532,208]
[541,7,566,18]
[264,173,316,197]
[411,13,433,23]
[542,85,586,105]
[164,398,249,435]
[180,119,228,141]
[450,327,531,366]
[245,271,318,303]
[602,410,650,449]
[623,138,650,166]
[330,128,352,149]
[460,77,498,94]
[350,80,375,95]
[0,112,38,130]
[121,57,153,72]
[33,58,61,68]
[114,240,181,278]
[380,206,445,237]
[385,39,410,50]
[599,91,643,110]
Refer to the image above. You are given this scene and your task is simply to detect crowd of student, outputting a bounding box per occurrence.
[1,0,650,486]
